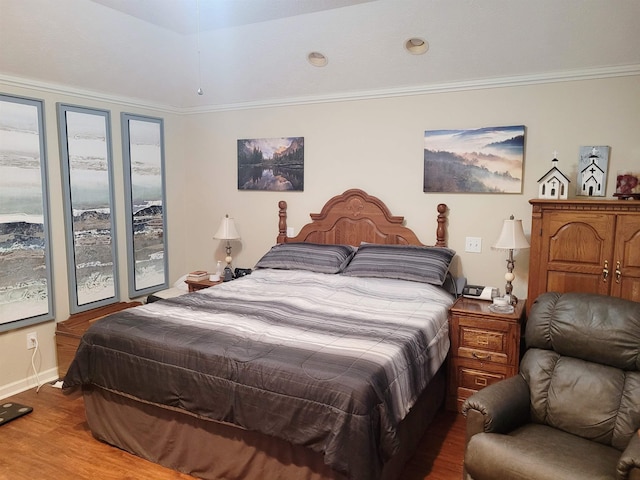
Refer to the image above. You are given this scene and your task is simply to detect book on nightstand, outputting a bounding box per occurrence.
[187,270,209,281]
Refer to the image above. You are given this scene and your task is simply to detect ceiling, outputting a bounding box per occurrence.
[1,0,639,110]
[90,0,377,34]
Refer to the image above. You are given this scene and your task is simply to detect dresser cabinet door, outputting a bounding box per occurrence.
[542,211,615,296]
[610,214,640,302]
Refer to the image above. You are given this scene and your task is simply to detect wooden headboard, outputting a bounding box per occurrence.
[277,189,448,247]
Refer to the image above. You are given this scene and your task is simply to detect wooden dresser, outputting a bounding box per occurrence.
[55,301,141,379]
[447,297,526,412]
[527,199,640,312]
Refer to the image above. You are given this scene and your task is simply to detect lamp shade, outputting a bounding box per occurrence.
[214,214,240,240]
[493,217,530,250]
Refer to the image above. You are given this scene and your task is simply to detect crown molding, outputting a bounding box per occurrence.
[184,64,640,113]
[3,64,639,116]
[0,74,182,115]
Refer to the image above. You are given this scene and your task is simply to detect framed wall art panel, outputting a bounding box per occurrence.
[0,94,55,331]
[121,113,168,297]
[57,104,119,313]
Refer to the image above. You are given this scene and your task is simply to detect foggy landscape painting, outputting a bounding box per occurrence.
[424,126,525,193]
[237,137,304,191]
[124,116,166,293]
[0,96,52,325]
[60,107,117,307]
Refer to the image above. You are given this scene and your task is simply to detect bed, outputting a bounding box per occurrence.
[63,189,454,480]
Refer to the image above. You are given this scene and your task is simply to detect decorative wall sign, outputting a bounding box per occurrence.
[0,94,54,331]
[57,104,119,313]
[121,113,168,297]
[423,125,525,193]
[576,146,609,197]
[237,137,304,191]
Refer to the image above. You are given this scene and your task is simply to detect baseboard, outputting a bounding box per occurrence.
[0,368,59,400]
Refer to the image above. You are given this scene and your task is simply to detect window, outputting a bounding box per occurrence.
[0,94,54,331]
[57,104,119,313]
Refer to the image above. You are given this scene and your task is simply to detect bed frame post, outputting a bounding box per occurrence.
[277,200,288,243]
[436,203,447,247]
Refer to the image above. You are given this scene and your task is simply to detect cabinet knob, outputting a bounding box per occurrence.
[603,260,609,282]
[615,261,622,284]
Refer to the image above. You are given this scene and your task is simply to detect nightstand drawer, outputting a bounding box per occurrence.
[459,367,505,390]
[459,325,507,353]
[458,346,508,364]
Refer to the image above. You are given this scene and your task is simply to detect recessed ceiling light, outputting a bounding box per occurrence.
[308,51,328,67]
[405,37,429,55]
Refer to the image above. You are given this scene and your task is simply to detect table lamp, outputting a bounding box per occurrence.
[214,214,240,280]
[493,215,530,305]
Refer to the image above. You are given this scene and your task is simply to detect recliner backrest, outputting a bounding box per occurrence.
[526,292,640,369]
[521,292,640,451]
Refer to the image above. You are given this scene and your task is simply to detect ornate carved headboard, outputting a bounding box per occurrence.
[277,189,448,247]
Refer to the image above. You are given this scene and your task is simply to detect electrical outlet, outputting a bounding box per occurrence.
[465,236,482,253]
[287,227,295,237]
[26,332,37,350]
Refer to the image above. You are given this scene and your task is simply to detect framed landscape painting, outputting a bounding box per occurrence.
[237,137,304,191]
[0,94,54,331]
[57,104,119,313]
[121,113,168,297]
[424,125,525,193]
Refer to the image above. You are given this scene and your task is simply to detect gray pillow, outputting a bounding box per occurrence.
[341,243,455,285]
[255,243,356,274]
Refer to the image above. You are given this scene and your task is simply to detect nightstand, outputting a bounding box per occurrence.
[185,278,222,292]
[446,296,526,412]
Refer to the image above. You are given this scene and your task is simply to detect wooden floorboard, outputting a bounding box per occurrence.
[0,384,464,479]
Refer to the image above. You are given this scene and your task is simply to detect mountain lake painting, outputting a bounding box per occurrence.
[424,126,525,193]
[237,137,304,191]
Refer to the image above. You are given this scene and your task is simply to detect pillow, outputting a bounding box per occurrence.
[254,243,356,274]
[341,243,456,285]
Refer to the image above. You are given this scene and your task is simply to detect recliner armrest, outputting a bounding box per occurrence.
[462,374,530,438]
[618,430,640,480]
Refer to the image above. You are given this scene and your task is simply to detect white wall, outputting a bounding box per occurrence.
[183,76,640,297]
[1,74,639,397]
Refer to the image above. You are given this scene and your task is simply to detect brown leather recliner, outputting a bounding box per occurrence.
[462,292,640,480]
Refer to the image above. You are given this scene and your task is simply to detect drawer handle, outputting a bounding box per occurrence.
[476,336,489,346]
[475,377,488,387]
[615,261,621,284]
[603,260,609,282]
[472,352,491,360]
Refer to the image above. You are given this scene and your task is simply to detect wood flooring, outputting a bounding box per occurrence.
[0,384,465,480]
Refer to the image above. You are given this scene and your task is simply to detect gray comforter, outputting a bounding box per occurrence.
[63,269,452,479]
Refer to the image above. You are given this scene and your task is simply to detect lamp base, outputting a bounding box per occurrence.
[505,292,518,306]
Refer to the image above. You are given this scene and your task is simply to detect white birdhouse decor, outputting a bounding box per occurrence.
[537,153,570,199]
